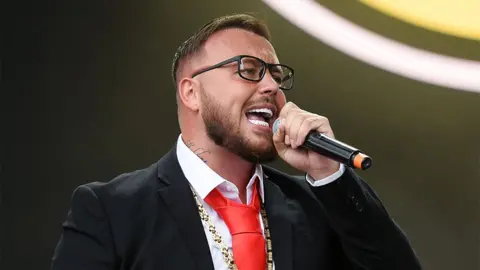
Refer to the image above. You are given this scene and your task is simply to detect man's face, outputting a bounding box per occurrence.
[195,29,286,163]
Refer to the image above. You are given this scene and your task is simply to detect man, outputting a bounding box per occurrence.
[51,13,422,270]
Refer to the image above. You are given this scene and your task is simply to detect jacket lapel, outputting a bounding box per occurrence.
[263,173,294,270]
[156,147,214,270]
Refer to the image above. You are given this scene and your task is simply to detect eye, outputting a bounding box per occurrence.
[238,63,263,79]
[239,60,264,77]
[271,74,283,83]
[239,68,257,75]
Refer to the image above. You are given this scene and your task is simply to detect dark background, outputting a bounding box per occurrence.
[3,1,480,269]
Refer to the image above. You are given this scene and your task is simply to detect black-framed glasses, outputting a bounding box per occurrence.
[191,55,295,90]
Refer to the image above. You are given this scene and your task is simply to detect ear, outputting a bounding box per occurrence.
[177,77,201,112]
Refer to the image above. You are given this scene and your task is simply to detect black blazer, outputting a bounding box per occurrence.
[51,146,422,270]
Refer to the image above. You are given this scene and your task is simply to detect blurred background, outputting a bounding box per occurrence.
[3,0,480,269]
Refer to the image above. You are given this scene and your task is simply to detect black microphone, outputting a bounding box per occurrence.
[272,119,372,170]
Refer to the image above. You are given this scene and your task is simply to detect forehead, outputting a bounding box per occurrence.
[202,28,279,64]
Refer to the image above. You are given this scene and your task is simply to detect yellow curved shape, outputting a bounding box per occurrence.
[358,0,480,40]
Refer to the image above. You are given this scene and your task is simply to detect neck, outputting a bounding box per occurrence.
[181,134,256,197]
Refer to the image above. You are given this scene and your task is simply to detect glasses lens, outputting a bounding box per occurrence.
[270,65,294,90]
[239,57,266,81]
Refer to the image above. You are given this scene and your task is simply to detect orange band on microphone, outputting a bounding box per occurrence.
[353,153,369,169]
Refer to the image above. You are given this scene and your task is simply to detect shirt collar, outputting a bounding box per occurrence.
[176,134,265,202]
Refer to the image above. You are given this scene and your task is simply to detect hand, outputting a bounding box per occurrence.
[273,102,340,180]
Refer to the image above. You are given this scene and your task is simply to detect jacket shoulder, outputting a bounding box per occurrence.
[262,165,311,191]
[81,161,160,203]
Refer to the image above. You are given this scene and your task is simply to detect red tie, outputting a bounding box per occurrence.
[204,180,266,270]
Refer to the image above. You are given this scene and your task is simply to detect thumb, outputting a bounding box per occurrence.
[272,118,288,155]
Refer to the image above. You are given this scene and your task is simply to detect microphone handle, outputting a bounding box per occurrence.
[303,131,372,170]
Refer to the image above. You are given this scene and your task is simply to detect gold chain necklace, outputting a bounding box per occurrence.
[190,187,274,270]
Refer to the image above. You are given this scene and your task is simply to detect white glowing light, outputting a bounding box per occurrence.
[263,0,480,93]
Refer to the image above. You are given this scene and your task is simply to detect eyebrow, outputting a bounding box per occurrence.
[241,58,263,66]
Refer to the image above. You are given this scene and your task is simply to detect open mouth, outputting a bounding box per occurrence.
[245,108,274,128]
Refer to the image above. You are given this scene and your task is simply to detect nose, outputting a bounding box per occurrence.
[257,70,279,96]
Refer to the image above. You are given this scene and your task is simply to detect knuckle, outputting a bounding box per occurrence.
[305,117,316,124]
[319,115,329,123]
[286,101,297,107]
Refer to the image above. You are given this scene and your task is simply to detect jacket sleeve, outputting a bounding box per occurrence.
[309,168,422,270]
[51,185,118,270]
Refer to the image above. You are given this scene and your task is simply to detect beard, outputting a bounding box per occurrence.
[199,87,277,163]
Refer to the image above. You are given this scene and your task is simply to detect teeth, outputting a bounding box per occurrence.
[248,119,269,127]
[247,108,273,119]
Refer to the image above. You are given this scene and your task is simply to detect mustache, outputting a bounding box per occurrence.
[244,96,277,108]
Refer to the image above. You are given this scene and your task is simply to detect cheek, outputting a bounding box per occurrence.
[216,93,247,119]
[276,90,287,110]
[205,77,255,118]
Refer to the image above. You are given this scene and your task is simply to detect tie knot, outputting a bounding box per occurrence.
[203,179,267,270]
[204,180,262,235]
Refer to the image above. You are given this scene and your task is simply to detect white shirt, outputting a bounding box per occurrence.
[176,135,345,270]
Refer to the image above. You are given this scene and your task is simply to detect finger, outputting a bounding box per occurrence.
[272,119,288,154]
[284,134,290,146]
[296,116,327,146]
[313,116,334,139]
[284,111,310,149]
[282,109,296,147]
[278,101,299,120]
[283,109,301,148]
[293,113,317,148]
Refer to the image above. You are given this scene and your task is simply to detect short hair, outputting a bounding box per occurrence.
[171,13,271,89]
